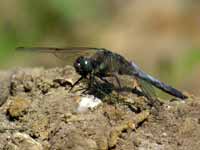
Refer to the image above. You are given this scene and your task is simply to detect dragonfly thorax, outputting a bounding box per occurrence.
[74,56,93,77]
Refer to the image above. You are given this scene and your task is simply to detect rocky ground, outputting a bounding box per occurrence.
[0,66,199,150]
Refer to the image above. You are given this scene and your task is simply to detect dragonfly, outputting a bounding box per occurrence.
[16,47,188,100]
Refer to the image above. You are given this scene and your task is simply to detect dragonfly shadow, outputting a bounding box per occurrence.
[87,82,114,99]
[88,80,145,99]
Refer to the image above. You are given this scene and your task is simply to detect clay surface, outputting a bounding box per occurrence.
[0,66,199,150]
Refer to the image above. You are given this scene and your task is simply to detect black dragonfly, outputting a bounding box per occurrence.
[16,47,188,100]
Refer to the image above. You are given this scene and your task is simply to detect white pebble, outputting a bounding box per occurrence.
[77,95,102,112]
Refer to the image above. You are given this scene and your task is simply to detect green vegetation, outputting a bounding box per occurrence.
[0,0,111,68]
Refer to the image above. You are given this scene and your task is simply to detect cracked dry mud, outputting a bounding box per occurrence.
[0,66,199,150]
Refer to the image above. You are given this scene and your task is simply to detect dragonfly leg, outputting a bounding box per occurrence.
[89,73,95,88]
[69,76,84,91]
[112,74,121,88]
[93,77,113,98]
[98,76,110,84]
[98,73,121,88]
[81,74,95,94]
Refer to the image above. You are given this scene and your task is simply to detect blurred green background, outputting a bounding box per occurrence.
[0,0,200,95]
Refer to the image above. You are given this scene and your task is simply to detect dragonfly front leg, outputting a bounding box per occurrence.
[89,73,95,89]
[69,76,84,91]
[81,73,95,94]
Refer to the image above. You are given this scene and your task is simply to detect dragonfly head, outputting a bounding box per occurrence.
[74,56,93,77]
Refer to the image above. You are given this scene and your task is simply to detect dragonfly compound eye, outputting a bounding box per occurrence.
[74,56,93,76]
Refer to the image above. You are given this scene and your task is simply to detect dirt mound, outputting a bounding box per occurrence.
[0,66,199,150]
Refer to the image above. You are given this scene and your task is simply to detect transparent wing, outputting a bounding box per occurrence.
[130,62,156,100]
[136,78,157,100]
[16,47,105,61]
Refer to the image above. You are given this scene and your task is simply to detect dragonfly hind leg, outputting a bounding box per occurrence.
[112,74,121,89]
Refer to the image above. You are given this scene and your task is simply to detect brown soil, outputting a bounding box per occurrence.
[0,66,199,150]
